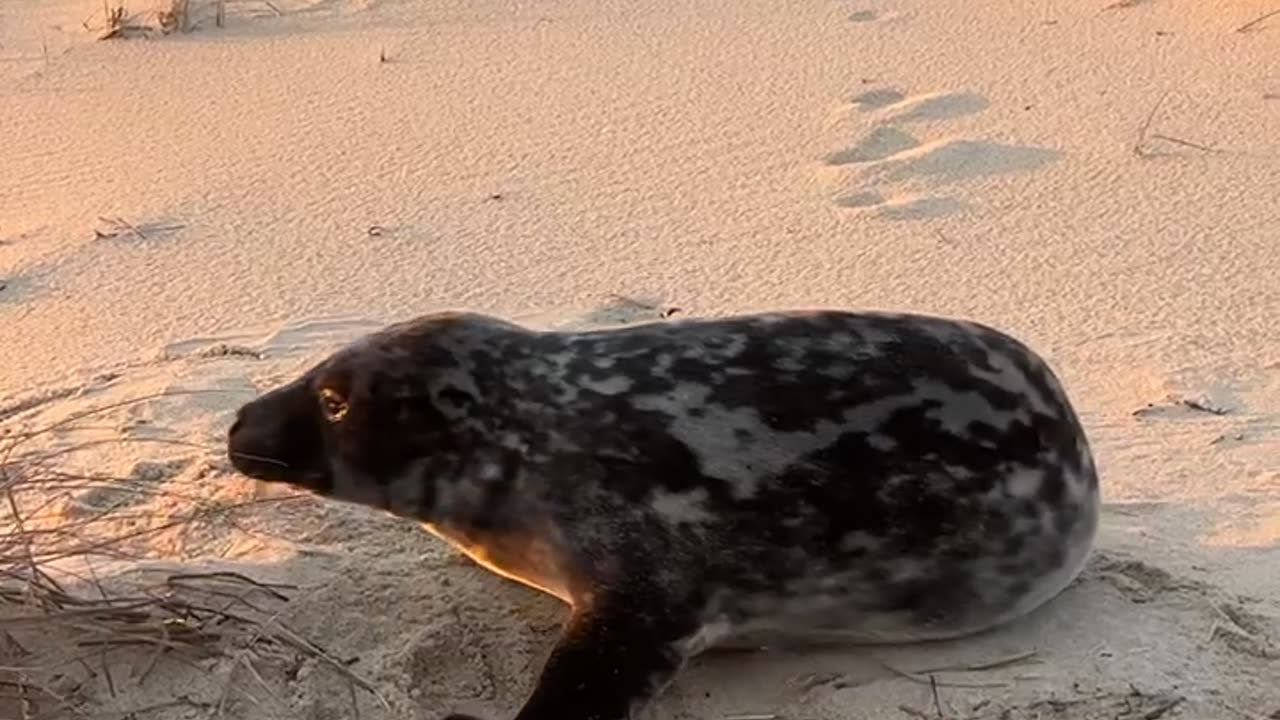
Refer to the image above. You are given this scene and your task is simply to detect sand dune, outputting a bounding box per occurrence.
[2,0,1278,718]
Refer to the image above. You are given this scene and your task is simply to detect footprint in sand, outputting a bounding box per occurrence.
[847,9,902,23]
[850,88,906,111]
[877,138,1061,184]
[883,91,991,123]
[824,127,919,165]
[848,88,989,121]
[1089,551,1279,659]
[70,459,194,516]
[826,86,1059,220]
[0,273,36,305]
[834,191,968,221]
[832,138,1059,218]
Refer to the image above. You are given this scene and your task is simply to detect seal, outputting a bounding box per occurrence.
[226,309,1100,720]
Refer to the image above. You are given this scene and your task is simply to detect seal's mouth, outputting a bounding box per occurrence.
[225,444,291,481]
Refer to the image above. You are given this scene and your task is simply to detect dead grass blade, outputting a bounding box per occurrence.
[0,393,383,717]
[1234,8,1280,33]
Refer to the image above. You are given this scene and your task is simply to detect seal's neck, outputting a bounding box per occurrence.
[376,421,530,534]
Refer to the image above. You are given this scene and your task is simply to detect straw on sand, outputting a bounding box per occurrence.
[0,391,390,718]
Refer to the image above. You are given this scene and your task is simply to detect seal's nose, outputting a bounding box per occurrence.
[226,403,254,453]
[227,413,244,440]
[226,403,273,477]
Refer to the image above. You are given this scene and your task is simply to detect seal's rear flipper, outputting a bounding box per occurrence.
[451,596,696,720]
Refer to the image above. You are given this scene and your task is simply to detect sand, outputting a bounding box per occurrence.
[2,0,1279,717]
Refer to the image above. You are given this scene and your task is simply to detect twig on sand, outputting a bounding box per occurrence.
[1135,696,1186,720]
[1102,0,1148,11]
[911,649,1040,675]
[930,674,944,717]
[876,649,1040,702]
[1180,398,1230,415]
[878,661,1007,690]
[92,215,185,240]
[166,571,296,601]
[1234,8,1280,33]
[1148,134,1221,155]
[1133,91,1170,156]
[105,696,215,718]
[1133,92,1220,157]
[94,216,147,241]
[896,683,953,720]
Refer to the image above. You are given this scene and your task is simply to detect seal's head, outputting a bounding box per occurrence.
[225,321,464,512]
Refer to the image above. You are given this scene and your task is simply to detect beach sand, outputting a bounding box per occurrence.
[2,0,1278,717]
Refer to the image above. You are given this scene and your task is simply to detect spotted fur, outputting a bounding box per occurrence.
[226,309,1101,720]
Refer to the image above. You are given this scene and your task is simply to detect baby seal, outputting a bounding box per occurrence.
[226,309,1100,720]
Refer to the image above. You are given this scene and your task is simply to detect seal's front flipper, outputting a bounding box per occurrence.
[508,596,697,720]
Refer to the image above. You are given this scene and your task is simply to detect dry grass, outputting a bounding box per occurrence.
[91,1,149,40]
[156,0,192,33]
[1132,91,1222,158]
[1235,8,1280,34]
[89,0,232,39]
[0,392,389,718]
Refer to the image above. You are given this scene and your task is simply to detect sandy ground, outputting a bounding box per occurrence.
[2,0,1279,718]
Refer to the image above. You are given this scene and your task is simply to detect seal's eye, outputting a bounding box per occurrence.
[318,388,349,422]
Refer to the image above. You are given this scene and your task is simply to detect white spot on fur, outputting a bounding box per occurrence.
[1004,466,1044,499]
[652,487,716,525]
[581,375,634,395]
[868,433,897,451]
[477,461,504,482]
